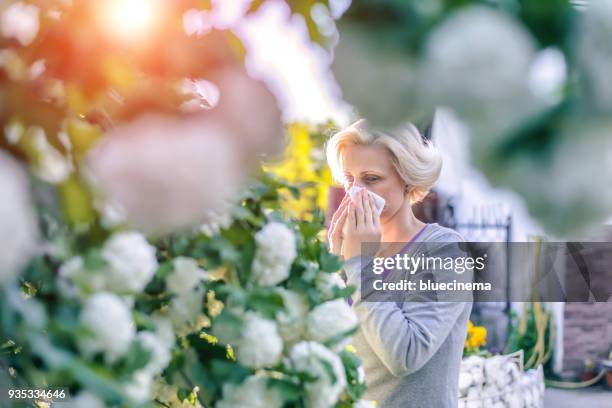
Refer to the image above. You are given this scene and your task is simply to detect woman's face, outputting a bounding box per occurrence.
[341,144,407,222]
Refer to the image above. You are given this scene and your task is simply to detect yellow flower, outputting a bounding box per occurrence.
[467,320,474,334]
[470,326,487,348]
[345,344,357,353]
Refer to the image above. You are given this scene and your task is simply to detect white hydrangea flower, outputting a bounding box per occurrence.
[54,391,105,408]
[0,151,37,285]
[252,260,292,287]
[251,222,297,286]
[315,272,346,300]
[166,257,207,295]
[136,331,172,377]
[168,287,207,336]
[287,341,347,408]
[58,256,107,298]
[1,2,39,46]
[79,292,135,363]
[306,299,357,344]
[101,231,158,293]
[122,369,153,404]
[216,375,284,408]
[121,309,173,404]
[151,316,176,350]
[235,311,283,369]
[275,288,308,347]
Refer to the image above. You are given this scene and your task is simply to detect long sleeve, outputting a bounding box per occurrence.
[343,243,472,378]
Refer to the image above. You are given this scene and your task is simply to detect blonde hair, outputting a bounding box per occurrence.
[325,119,442,204]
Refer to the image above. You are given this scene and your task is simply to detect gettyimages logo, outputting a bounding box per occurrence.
[356,241,612,303]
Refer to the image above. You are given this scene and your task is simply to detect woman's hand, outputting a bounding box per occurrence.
[343,189,382,259]
[327,193,351,258]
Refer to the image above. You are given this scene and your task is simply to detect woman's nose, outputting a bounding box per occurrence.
[345,181,363,192]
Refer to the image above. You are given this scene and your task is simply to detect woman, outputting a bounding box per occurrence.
[326,119,472,408]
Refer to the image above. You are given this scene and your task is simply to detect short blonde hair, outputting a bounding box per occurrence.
[325,119,442,204]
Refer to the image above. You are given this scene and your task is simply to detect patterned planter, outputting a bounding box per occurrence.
[458,351,545,408]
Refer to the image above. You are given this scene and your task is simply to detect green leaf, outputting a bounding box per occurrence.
[323,327,358,350]
[211,310,243,344]
[319,251,343,272]
[117,341,152,379]
[267,378,303,402]
[83,249,106,270]
[248,288,285,319]
[320,358,338,384]
[210,359,250,384]
[156,261,174,279]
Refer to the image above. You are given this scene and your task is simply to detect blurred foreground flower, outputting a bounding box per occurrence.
[421,6,546,144]
[0,151,37,284]
[576,0,612,113]
[1,1,39,46]
[85,113,243,236]
[331,21,423,128]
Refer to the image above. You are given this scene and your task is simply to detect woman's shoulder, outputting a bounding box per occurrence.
[421,222,466,243]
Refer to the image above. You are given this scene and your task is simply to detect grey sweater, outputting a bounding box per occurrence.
[343,223,473,408]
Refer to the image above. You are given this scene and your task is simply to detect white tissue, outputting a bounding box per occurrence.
[347,185,385,216]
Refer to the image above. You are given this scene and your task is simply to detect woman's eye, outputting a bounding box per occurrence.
[364,177,379,183]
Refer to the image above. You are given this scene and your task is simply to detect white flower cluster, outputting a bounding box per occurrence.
[166,287,207,337]
[251,222,297,286]
[166,257,208,295]
[59,231,158,297]
[101,231,159,292]
[164,257,209,336]
[78,292,135,363]
[315,272,347,300]
[0,151,37,285]
[123,317,175,404]
[458,355,545,408]
[234,311,283,369]
[275,288,308,347]
[79,296,175,403]
[306,298,357,347]
[1,2,39,46]
[216,375,283,408]
[287,341,347,408]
